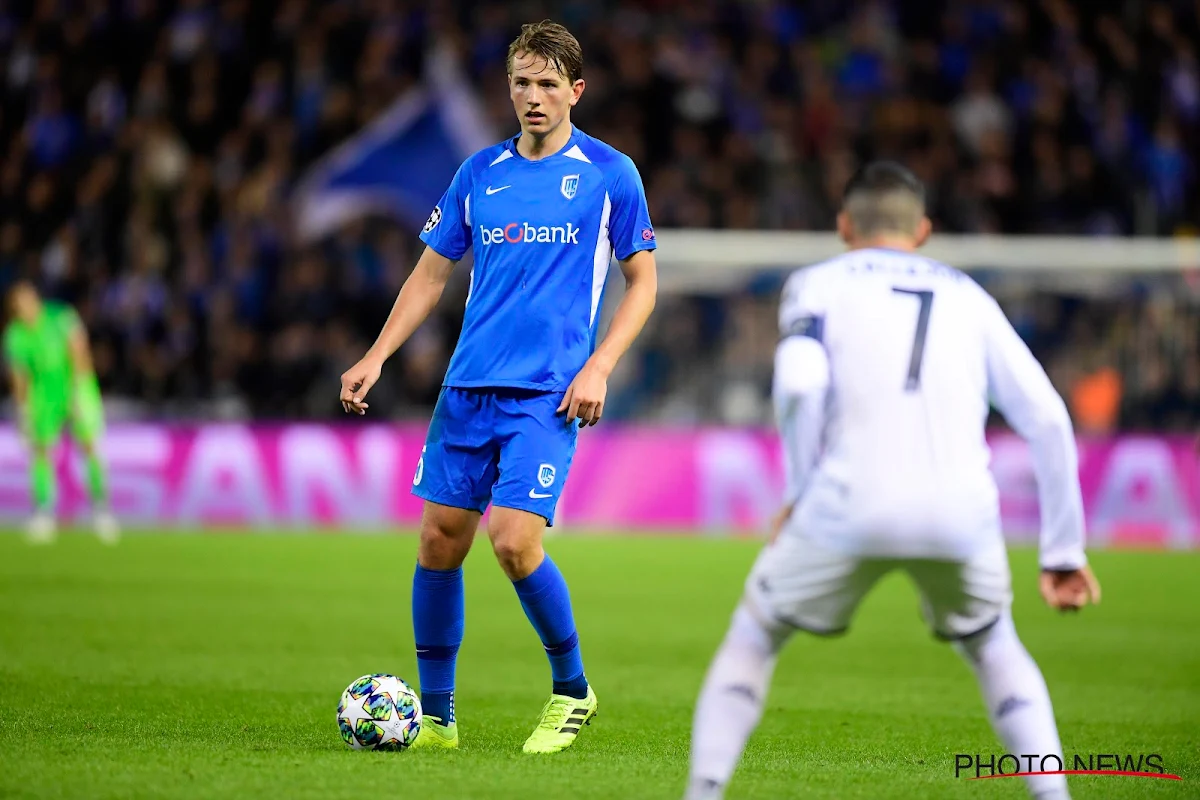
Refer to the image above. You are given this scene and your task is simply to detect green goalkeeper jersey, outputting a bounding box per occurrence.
[4,301,105,446]
[4,301,82,402]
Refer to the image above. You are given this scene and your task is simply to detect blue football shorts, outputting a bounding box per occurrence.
[411,387,579,526]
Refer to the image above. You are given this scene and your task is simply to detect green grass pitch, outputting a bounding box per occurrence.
[0,532,1197,799]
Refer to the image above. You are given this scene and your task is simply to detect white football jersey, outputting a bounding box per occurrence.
[775,247,1086,568]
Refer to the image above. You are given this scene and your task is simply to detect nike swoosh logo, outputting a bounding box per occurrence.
[528,490,553,499]
[485,185,511,195]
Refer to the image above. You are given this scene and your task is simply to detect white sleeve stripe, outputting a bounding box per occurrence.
[589,192,613,328]
[464,193,470,228]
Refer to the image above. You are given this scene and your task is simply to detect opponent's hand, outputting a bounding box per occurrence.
[558,359,609,426]
[1039,566,1101,612]
[340,355,384,416]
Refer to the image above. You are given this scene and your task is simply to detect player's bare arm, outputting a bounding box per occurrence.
[66,323,95,378]
[340,246,456,415]
[7,361,27,403]
[8,365,28,424]
[558,248,657,426]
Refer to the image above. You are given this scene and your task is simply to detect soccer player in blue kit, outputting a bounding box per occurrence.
[339,21,658,753]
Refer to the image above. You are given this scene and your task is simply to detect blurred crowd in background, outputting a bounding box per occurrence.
[0,0,1197,428]
[628,275,1200,433]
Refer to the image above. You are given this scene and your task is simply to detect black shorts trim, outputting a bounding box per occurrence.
[779,614,849,638]
[934,615,1002,643]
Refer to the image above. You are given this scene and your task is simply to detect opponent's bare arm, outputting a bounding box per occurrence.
[340,246,456,415]
[558,249,657,426]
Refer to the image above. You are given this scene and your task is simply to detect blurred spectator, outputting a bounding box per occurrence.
[1070,364,1123,436]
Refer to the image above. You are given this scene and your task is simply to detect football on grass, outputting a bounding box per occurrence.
[337,674,422,750]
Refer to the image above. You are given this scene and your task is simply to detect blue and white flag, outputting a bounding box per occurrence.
[293,45,497,242]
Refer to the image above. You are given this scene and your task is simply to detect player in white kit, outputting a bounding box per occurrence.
[685,162,1101,800]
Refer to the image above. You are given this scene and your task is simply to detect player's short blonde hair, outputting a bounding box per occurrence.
[506,20,583,83]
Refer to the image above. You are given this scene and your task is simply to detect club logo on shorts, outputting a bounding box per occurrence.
[537,463,556,488]
[560,175,579,200]
[423,206,442,233]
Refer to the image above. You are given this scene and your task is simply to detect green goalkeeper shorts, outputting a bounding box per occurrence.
[27,376,105,447]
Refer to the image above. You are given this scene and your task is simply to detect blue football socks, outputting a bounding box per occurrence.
[412,563,464,723]
[512,556,588,699]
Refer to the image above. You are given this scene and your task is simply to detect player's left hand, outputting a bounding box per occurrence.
[559,359,609,426]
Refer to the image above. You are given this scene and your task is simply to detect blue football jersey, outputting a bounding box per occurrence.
[419,127,656,391]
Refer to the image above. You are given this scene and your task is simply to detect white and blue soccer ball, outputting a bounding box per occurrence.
[337,674,422,750]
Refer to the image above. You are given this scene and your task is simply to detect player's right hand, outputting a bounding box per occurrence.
[1038,565,1101,612]
[340,356,383,416]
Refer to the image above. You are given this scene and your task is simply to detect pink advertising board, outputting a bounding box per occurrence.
[0,424,1196,547]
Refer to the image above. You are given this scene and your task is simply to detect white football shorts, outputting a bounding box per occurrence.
[743,532,1012,641]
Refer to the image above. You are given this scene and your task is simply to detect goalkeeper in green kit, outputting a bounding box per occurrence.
[3,281,118,543]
